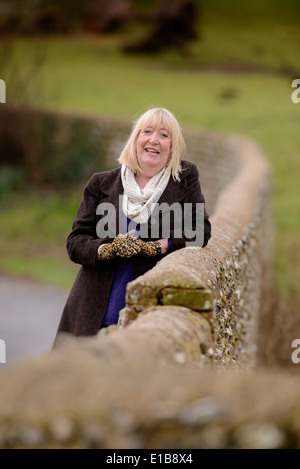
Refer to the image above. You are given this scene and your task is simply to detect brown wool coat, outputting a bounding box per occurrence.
[56,160,211,336]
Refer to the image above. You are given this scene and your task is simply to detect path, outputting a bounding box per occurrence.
[0,275,69,366]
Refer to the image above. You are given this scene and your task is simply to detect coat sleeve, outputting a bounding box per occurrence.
[66,173,107,269]
[169,163,211,251]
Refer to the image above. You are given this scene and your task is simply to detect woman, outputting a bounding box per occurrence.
[56,107,211,337]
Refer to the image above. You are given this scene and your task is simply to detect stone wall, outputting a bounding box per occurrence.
[0,106,131,188]
[1,346,300,449]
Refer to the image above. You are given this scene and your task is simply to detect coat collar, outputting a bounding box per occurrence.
[98,164,189,203]
[157,173,187,207]
[98,167,123,196]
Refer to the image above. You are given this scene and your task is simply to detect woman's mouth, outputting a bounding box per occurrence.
[145,148,160,154]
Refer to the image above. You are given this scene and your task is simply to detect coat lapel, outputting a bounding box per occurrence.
[144,173,188,240]
[98,168,123,237]
[156,175,188,207]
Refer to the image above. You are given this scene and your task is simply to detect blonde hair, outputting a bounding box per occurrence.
[118,107,186,181]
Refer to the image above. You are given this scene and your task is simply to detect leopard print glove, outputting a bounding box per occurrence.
[114,231,160,258]
[99,231,161,260]
[111,232,144,258]
[139,241,160,257]
[97,243,117,261]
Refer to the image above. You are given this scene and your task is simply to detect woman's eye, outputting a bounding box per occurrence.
[161,133,169,138]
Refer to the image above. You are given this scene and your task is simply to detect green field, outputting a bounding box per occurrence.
[0,1,300,301]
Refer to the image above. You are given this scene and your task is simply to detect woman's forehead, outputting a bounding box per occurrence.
[141,118,171,133]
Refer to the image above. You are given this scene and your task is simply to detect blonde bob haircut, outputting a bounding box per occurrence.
[118,107,186,181]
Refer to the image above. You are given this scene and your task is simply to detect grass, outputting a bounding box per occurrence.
[0,192,80,288]
[0,1,300,299]
[0,255,78,288]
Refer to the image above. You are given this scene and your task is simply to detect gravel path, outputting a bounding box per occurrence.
[0,275,69,366]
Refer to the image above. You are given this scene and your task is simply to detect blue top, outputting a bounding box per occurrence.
[101,215,172,326]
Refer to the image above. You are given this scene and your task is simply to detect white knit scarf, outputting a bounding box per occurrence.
[121,164,171,224]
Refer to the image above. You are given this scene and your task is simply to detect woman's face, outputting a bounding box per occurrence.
[136,123,171,175]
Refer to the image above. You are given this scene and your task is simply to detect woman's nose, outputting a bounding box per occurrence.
[149,132,159,143]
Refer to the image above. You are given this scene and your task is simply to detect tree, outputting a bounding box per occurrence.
[124,0,200,53]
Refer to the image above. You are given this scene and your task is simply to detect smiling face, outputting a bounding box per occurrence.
[136,123,172,177]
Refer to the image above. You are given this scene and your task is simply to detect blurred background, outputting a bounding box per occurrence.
[0,0,299,367]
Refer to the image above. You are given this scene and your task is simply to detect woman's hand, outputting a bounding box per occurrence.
[111,231,163,258]
[97,243,117,261]
[98,232,168,260]
[112,232,144,258]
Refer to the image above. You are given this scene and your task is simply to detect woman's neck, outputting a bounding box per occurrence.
[134,173,152,189]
